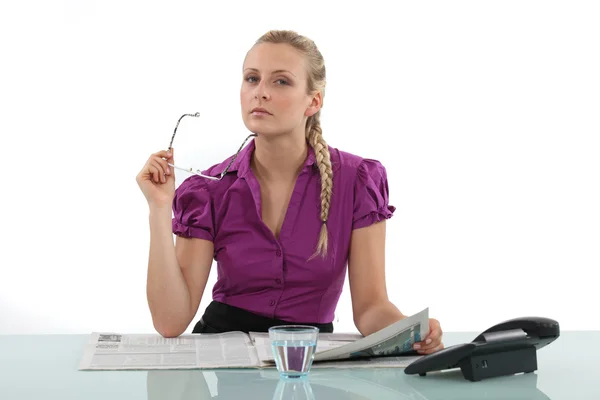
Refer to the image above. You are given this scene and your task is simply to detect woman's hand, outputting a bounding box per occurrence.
[413,318,444,355]
[136,149,176,208]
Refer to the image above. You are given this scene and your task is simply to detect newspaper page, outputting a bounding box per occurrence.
[312,307,429,362]
[78,332,260,370]
[249,332,363,343]
[253,335,419,368]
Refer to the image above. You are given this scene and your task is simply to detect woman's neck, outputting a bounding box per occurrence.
[251,134,308,182]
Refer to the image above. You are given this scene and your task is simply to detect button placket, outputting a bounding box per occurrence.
[271,245,284,312]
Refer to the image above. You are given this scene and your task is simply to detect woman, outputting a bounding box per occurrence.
[136,30,443,355]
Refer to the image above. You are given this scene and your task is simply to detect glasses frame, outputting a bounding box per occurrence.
[166,112,256,181]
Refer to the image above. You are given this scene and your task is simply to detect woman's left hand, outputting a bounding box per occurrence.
[413,318,444,355]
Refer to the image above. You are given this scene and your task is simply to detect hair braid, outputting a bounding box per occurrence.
[306,112,333,259]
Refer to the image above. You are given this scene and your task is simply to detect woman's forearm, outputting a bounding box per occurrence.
[354,300,406,337]
[146,205,193,337]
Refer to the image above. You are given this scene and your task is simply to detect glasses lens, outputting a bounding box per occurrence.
[169,113,256,180]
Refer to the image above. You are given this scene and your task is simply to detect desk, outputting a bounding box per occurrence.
[0,331,597,399]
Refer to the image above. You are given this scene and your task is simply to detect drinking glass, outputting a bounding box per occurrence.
[269,325,319,380]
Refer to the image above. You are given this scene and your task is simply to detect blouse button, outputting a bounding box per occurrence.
[276,249,282,257]
[275,279,282,284]
[269,300,275,306]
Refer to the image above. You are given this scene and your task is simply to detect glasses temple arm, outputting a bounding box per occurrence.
[168,112,200,150]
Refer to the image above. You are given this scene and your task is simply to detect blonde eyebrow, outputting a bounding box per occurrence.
[244,68,297,77]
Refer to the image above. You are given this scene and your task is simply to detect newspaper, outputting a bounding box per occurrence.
[253,307,429,364]
[79,308,428,371]
[251,336,421,369]
[79,332,260,370]
[317,307,428,361]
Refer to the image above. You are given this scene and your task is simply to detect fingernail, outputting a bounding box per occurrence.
[167,152,172,156]
[426,339,432,345]
[413,344,421,349]
[167,167,170,174]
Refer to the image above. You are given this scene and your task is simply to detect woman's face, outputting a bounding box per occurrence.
[240,43,320,138]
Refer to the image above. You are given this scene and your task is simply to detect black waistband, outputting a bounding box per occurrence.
[193,301,334,334]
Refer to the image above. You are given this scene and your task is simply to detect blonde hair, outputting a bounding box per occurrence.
[254,30,332,259]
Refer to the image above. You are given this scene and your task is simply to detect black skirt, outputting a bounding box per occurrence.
[192,300,334,334]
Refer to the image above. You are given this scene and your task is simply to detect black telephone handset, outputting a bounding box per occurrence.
[404,316,560,382]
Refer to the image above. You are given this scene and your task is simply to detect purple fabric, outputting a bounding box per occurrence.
[172,139,395,324]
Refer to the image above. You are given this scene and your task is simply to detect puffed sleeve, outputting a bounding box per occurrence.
[352,159,396,230]
[172,177,215,241]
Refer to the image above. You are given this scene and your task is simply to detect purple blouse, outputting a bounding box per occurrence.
[172,139,395,324]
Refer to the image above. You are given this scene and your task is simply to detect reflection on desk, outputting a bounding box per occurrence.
[2,331,599,399]
[146,368,551,400]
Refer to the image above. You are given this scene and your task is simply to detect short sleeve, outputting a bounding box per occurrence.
[172,177,215,241]
[352,159,396,230]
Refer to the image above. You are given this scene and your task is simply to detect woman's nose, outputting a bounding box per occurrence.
[254,83,270,100]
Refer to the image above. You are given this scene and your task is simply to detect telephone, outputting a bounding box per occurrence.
[404,316,560,382]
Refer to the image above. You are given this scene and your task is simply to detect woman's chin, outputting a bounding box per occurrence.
[245,122,278,137]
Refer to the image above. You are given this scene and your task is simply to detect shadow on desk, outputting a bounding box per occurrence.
[146,368,552,400]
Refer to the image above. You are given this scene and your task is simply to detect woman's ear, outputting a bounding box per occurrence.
[305,91,322,117]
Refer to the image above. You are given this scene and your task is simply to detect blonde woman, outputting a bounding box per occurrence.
[137,30,444,355]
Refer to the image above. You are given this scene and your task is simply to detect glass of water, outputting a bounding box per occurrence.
[269,325,319,380]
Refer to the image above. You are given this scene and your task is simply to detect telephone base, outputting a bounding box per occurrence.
[416,346,538,381]
[458,346,537,382]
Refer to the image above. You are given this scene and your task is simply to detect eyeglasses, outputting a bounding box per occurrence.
[166,112,257,181]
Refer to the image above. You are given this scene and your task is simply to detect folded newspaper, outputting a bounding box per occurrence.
[78,308,428,370]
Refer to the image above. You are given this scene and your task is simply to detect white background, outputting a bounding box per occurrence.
[1,1,598,335]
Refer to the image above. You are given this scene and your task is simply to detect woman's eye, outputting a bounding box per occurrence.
[244,76,288,85]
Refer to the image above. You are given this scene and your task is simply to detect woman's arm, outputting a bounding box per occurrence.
[347,220,443,354]
[347,220,404,335]
[146,205,214,338]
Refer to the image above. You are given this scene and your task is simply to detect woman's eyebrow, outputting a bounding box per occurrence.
[243,68,297,77]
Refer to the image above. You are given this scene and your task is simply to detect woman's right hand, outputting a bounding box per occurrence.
[136,149,176,208]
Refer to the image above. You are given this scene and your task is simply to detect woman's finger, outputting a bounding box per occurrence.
[147,165,161,183]
[153,156,171,176]
[149,160,167,183]
[152,149,172,159]
[418,342,445,355]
